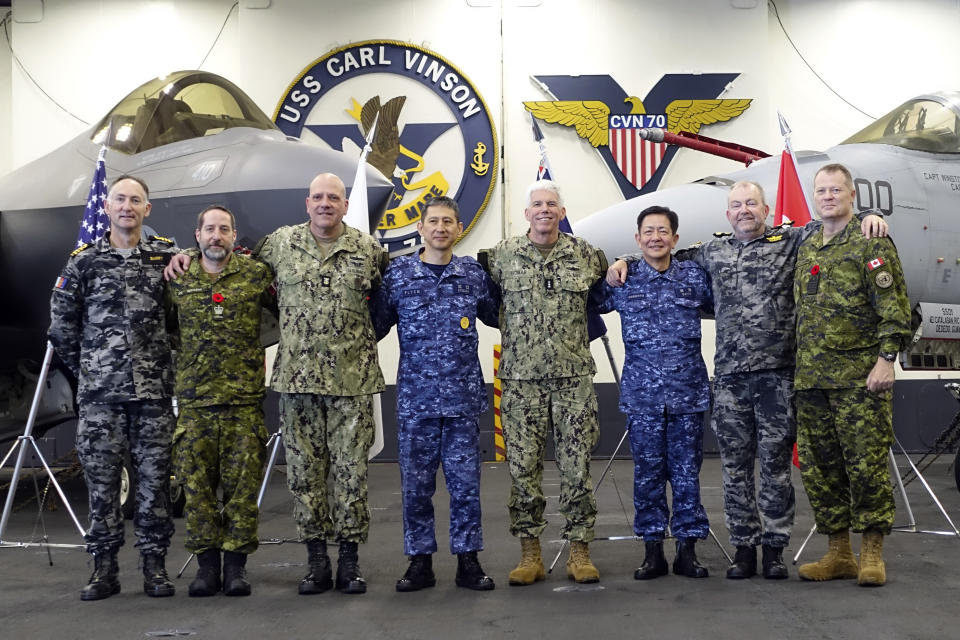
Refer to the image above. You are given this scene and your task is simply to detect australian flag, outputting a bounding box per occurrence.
[76,145,109,247]
[532,117,606,341]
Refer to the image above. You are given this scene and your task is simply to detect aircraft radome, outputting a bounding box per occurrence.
[574,91,960,372]
[0,70,394,443]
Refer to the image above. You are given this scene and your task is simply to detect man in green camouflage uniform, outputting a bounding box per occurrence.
[49,176,177,601]
[256,173,387,595]
[480,179,607,585]
[793,164,910,587]
[165,205,274,597]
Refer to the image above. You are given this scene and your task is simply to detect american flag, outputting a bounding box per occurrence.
[76,145,109,247]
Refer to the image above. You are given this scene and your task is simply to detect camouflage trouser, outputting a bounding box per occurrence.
[398,414,483,556]
[796,387,895,535]
[76,399,175,555]
[279,393,374,543]
[173,403,268,554]
[627,410,709,541]
[500,375,598,542]
[713,369,796,547]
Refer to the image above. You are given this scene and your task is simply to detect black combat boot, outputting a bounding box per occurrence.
[396,554,436,592]
[634,541,669,580]
[299,539,333,594]
[223,551,251,596]
[188,549,222,597]
[455,552,495,591]
[142,554,176,597]
[762,544,788,580]
[726,545,757,579]
[80,551,120,601]
[673,538,709,578]
[336,541,367,594]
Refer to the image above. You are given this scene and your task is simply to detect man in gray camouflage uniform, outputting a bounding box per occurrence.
[49,175,178,601]
[608,181,886,579]
[480,179,607,586]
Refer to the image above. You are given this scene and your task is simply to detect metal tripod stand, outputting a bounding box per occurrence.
[792,430,960,564]
[547,335,732,573]
[0,342,85,551]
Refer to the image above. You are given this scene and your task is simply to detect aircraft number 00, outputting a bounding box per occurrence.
[854,178,893,216]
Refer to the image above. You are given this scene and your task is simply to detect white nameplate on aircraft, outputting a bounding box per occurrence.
[919,302,960,340]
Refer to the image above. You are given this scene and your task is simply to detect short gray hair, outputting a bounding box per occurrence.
[525,179,564,208]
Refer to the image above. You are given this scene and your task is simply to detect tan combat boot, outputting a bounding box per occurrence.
[858,530,886,587]
[508,537,545,586]
[798,529,859,581]
[566,541,600,583]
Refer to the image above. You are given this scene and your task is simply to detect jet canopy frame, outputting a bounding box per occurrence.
[90,70,278,155]
[843,93,960,154]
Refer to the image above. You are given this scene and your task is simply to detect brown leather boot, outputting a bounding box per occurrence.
[508,537,545,586]
[858,530,886,587]
[566,541,600,584]
[798,530,858,581]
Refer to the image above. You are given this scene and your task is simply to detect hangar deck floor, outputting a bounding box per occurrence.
[1,457,958,640]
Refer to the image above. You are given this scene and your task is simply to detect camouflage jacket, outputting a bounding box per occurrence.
[685,224,814,376]
[793,218,911,390]
[598,258,713,414]
[372,253,500,417]
[48,233,176,404]
[482,232,605,380]
[165,251,274,407]
[255,222,387,395]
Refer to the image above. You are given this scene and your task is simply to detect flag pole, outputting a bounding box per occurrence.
[777,111,817,220]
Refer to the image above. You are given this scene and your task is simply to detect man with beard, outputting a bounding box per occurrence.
[607,182,886,579]
[165,205,274,597]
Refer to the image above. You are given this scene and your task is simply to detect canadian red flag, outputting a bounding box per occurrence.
[774,149,812,227]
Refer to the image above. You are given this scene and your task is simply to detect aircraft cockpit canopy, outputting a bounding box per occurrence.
[843,97,960,153]
[90,71,278,154]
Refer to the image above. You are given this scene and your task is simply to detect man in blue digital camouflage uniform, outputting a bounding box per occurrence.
[49,175,177,601]
[598,206,713,579]
[372,196,500,592]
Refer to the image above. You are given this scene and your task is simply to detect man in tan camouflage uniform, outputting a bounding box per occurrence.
[480,179,607,585]
[165,205,274,597]
[256,173,387,595]
[49,176,177,601]
[793,164,910,587]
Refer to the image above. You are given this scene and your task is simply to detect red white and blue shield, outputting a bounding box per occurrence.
[608,125,667,189]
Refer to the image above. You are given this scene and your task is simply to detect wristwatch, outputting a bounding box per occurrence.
[879,351,898,362]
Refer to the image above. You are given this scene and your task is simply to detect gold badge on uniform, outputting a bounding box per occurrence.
[460,317,469,329]
[875,271,894,289]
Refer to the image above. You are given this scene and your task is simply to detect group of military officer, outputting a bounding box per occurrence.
[48,161,909,602]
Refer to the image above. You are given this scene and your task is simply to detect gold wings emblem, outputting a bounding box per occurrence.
[523,101,610,148]
[666,99,752,135]
[524,97,752,145]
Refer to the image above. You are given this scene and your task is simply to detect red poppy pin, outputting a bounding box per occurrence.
[212,292,224,303]
[811,265,820,276]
